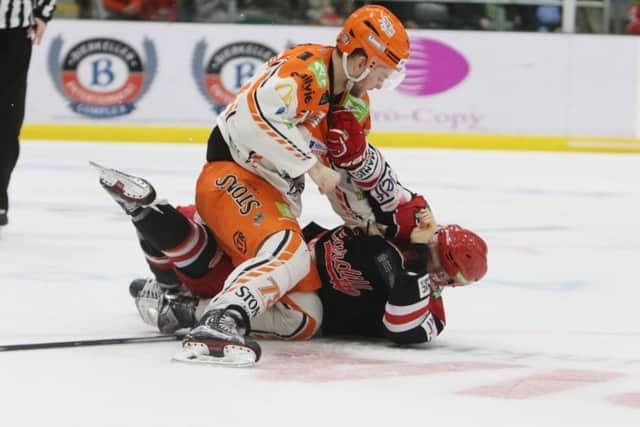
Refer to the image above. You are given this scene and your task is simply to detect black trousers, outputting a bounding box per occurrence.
[0,28,32,212]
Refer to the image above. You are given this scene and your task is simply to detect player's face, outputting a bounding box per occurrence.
[428,266,465,289]
[428,233,466,288]
[428,270,452,288]
[359,64,394,90]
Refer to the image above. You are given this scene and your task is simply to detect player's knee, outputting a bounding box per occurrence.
[284,291,323,340]
[250,291,322,340]
[257,229,311,289]
[205,230,313,321]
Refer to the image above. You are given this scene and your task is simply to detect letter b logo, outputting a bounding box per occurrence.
[235,62,255,89]
[91,58,115,87]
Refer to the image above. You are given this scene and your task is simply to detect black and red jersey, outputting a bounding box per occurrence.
[305,223,446,344]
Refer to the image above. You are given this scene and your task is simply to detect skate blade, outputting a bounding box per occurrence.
[88,161,109,173]
[172,344,257,368]
[89,161,154,201]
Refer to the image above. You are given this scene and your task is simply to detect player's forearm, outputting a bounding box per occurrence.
[307,161,339,195]
[344,145,413,213]
[381,261,446,344]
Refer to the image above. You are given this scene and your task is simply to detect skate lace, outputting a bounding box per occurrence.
[140,279,163,299]
[204,311,239,336]
[219,313,237,335]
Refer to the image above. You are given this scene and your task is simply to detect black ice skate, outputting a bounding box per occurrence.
[173,307,261,367]
[90,161,157,215]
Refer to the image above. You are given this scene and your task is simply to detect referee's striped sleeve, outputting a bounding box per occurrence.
[0,0,56,29]
[33,0,57,22]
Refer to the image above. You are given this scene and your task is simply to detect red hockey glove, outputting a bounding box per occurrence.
[393,195,430,241]
[326,107,367,169]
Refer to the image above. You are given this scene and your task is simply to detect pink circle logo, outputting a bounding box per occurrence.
[398,37,469,96]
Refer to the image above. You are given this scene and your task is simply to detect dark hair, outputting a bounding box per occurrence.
[351,48,367,59]
[335,46,368,61]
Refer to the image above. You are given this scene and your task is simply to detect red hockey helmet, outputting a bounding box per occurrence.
[437,225,487,285]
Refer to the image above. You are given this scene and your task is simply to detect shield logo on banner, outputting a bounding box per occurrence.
[192,40,277,114]
[48,36,157,118]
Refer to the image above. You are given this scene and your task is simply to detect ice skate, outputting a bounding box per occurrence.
[90,161,156,215]
[173,308,261,367]
[130,277,198,333]
[129,277,181,297]
[0,209,7,226]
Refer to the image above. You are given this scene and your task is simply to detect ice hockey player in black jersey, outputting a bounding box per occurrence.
[94,163,488,352]
[304,212,487,344]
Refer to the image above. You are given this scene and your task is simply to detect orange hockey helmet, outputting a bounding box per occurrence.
[336,5,410,85]
[437,225,488,285]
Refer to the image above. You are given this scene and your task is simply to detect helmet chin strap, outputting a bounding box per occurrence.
[342,52,370,92]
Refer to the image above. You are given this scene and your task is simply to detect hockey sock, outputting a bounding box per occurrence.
[134,203,221,280]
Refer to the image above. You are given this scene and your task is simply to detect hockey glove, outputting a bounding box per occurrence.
[326,107,367,169]
[391,195,430,242]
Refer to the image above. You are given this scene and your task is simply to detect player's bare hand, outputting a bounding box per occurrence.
[366,222,383,236]
[27,18,47,45]
[409,209,437,244]
[308,162,340,194]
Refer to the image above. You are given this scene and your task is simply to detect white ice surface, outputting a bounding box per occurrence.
[1,141,639,426]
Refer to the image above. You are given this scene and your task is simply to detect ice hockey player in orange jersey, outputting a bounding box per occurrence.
[185,5,411,366]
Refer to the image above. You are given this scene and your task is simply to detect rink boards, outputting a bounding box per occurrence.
[21,19,640,153]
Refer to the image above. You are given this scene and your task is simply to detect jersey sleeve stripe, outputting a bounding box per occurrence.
[384,297,430,316]
[383,310,430,333]
[384,303,430,326]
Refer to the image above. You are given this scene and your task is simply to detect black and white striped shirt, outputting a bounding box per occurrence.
[0,0,56,30]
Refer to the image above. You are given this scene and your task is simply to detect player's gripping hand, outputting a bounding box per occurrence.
[409,208,438,245]
[326,107,367,169]
[392,195,431,241]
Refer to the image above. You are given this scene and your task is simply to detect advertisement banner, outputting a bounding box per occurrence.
[23,19,640,150]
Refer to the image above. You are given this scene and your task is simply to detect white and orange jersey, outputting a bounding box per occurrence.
[215,42,407,227]
[217,44,340,217]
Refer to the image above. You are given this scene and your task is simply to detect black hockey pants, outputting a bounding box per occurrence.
[0,28,32,212]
